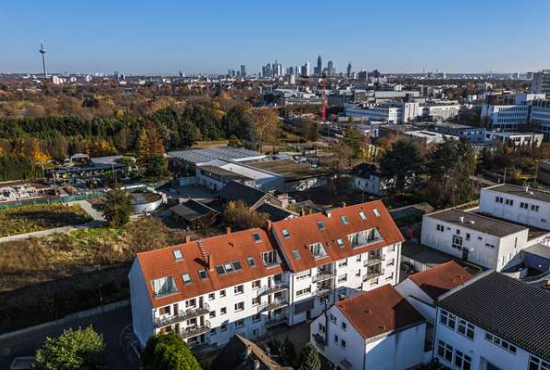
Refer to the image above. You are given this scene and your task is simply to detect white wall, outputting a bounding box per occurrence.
[480,188,550,231]
[218,162,284,191]
[129,259,154,348]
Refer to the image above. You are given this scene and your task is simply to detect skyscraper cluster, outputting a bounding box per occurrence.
[259,55,350,78]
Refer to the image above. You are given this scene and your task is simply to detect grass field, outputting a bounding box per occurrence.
[0,204,92,237]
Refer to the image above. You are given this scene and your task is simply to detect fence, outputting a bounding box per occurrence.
[0,192,104,211]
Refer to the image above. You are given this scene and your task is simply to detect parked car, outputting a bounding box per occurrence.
[401,261,416,274]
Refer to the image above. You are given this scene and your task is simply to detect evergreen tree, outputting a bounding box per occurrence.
[141,332,201,370]
[295,343,321,370]
[102,188,132,227]
[379,139,424,194]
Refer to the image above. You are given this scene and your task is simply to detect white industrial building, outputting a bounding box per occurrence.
[479,184,550,231]
[310,284,428,370]
[485,131,544,147]
[167,147,266,167]
[481,104,530,131]
[344,102,422,124]
[434,271,550,370]
[531,100,550,141]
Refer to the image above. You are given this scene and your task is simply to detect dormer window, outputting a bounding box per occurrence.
[173,249,183,261]
[282,229,290,238]
[317,221,325,230]
[340,216,349,224]
[198,269,208,280]
[310,242,328,259]
[151,276,177,297]
[182,273,192,285]
[359,211,367,221]
[336,238,345,248]
[252,232,262,243]
[348,228,382,248]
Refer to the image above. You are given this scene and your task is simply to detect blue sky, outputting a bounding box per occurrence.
[1,0,550,75]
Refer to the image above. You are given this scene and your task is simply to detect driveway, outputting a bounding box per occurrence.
[0,306,139,370]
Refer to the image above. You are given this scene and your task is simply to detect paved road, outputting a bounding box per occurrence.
[0,200,106,244]
[0,306,139,370]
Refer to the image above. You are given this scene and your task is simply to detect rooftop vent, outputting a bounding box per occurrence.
[459,216,465,223]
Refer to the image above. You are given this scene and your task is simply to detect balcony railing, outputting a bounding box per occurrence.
[315,286,333,297]
[257,298,288,312]
[364,269,384,281]
[258,282,289,296]
[155,303,210,328]
[179,320,211,339]
[266,315,289,328]
[312,271,336,283]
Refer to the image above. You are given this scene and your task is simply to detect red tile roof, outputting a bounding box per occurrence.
[408,261,472,300]
[271,200,404,272]
[336,284,425,339]
[136,228,283,308]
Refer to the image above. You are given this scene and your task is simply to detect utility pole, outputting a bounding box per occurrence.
[39,42,48,78]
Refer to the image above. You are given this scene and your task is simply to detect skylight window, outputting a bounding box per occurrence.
[252,232,262,243]
[373,208,380,218]
[182,273,192,285]
[317,221,325,230]
[340,216,349,224]
[247,257,257,267]
[336,238,345,248]
[282,229,290,238]
[173,249,183,261]
[216,261,243,275]
[198,269,208,280]
[359,211,367,221]
[292,250,301,260]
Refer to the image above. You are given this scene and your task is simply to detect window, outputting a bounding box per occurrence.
[466,233,471,241]
[151,276,177,296]
[235,302,244,312]
[440,310,456,329]
[521,202,529,209]
[221,307,227,315]
[356,254,361,262]
[454,350,472,370]
[340,215,349,224]
[317,221,325,230]
[198,269,208,280]
[159,306,170,315]
[436,224,445,232]
[252,232,262,243]
[310,242,328,259]
[330,314,337,323]
[452,235,463,250]
[334,334,339,343]
[359,211,367,221]
[338,274,347,283]
[182,273,192,285]
[262,251,277,266]
[235,319,244,328]
[252,297,261,306]
[336,238,345,248]
[496,196,504,203]
[209,293,215,300]
[341,340,347,348]
[282,229,290,238]
[220,290,226,297]
[373,208,380,217]
[292,250,301,260]
[173,249,183,261]
[247,257,257,267]
[221,323,227,332]
[532,205,540,212]
[252,313,261,322]
[318,323,326,333]
[216,261,242,275]
[234,285,244,295]
[457,319,475,340]
[338,259,348,267]
[341,322,347,330]
[252,280,261,289]
[505,199,514,206]
[296,270,311,280]
[437,340,453,363]
[209,311,216,318]
[529,356,550,370]
[296,287,311,296]
[485,332,517,354]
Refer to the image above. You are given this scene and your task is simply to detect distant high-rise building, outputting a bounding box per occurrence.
[316,55,322,76]
[179,70,183,78]
[301,61,310,77]
[240,65,246,77]
[347,62,352,78]
[327,60,335,76]
[358,69,368,83]
[532,70,550,96]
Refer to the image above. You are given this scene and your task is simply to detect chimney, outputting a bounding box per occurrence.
[185,235,191,244]
[300,208,306,217]
[324,209,332,218]
[525,186,529,193]
[226,226,231,234]
[342,201,347,208]
[459,216,464,223]
[207,254,214,270]
[266,220,272,230]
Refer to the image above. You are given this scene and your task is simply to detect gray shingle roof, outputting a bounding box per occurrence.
[437,272,550,362]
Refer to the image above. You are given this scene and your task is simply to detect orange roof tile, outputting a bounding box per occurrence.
[336,284,425,339]
[408,261,472,300]
[271,200,404,272]
[136,228,283,308]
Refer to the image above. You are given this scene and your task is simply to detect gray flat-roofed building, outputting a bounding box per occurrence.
[432,122,486,144]
[167,147,266,166]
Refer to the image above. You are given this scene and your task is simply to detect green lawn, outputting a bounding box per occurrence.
[0,204,92,237]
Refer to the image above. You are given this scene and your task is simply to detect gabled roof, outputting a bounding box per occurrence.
[271,200,404,272]
[219,181,277,208]
[210,335,291,370]
[169,200,219,221]
[437,271,550,362]
[136,228,283,308]
[254,202,298,222]
[336,284,425,340]
[408,261,472,300]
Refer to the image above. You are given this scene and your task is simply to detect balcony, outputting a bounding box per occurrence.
[313,333,326,348]
[312,271,336,283]
[258,282,289,296]
[315,286,333,297]
[179,320,211,339]
[364,269,384,281]
[365,254,385,266]
[257,298,289,313]
[155,303,210,328]
[266,315,288,328]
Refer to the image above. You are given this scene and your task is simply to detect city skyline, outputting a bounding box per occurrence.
[1,0,550,75]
